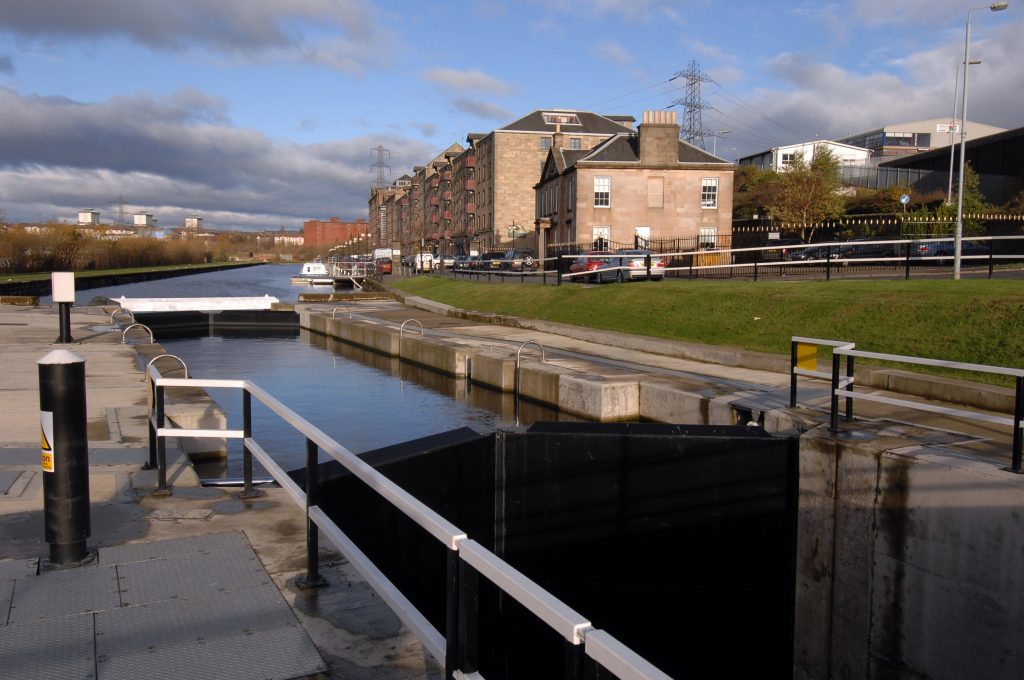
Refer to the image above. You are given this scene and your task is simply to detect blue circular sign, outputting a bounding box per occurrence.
[900,194,910,205]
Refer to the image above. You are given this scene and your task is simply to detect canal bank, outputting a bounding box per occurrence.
[0,261,261,298]
[296,296,1024,680]
[0,302,441,679]
[5,291,1024,680]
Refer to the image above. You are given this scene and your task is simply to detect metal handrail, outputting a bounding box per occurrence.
[121,322,154,344]
[332,305,352,319]
[110,307,135,324]
[828,345,1024,472]
[146,365,674,679]
[516,340,545,367]
[789,337,855,411]
[146,354,188,379]
[399,318,424,338]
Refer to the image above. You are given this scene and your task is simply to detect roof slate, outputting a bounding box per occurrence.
[500,110,634,135]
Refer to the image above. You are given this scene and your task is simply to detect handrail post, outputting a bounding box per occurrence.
[789,340,798,408]
[829,350,841,432]
[845,354,855,421]
[1012,376,1023,473]
[564,639,584,680]
[153,384,172,496]
[645,253,652,281]
[826,246,833,281]
[905,242,912,280]
[988,239,995,279]
[445,547,462,677]
[145,376,157,470]
[297,437,328,589]
[239,389,261,498]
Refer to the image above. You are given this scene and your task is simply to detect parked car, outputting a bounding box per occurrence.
[908,239,989,264]
[836,237,896,261]
[437,254,457,269]
[453,255,473,270]
[786,244,834,261]
[500,249,538,271]
[596,249,665,282]
[375,257,392,275]
[762,237,803,261]
[568,251,610,282]
[413,252,434,272]
[479,251,507,270]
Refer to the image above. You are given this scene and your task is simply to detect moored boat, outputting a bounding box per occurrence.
[291,258,333,285]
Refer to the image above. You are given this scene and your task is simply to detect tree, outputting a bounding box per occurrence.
[763,145,845,243]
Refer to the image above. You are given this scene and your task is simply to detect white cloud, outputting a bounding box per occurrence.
[423,68,515,95]
[0,0,395,74]
[0,86,430,230]
[452,98,512,121]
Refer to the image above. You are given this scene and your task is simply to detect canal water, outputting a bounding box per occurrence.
[69,264,563,475]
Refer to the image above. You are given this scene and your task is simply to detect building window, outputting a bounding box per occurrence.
[594,176,611,207]
[569,137,582,150]
[647,177,664,208]
[699,226,717,248]
[593,225,610,250]
[540,137,551,150]
[700,178,718,209]
[780,153,795,168]
[543,112,582,126]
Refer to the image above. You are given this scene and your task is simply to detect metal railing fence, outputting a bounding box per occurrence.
[145,364,672,679]
[787,337,1024,473]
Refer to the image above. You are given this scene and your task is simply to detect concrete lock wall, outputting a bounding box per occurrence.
[794,422,1024,680]
[398,334,477,377]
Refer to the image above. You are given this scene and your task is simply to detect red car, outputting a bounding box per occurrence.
[375,258,393,274]
[568,251,610,282]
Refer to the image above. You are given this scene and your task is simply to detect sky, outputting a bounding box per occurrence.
[0,0,1021,232]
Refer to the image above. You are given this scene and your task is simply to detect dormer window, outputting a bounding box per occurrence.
[542,112,581,126]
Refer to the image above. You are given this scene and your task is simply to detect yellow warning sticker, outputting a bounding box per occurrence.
[796,343,817,372]
[41,410,54,473]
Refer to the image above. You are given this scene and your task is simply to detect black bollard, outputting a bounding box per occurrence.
[38,349,92,565]
[51,272,77,344]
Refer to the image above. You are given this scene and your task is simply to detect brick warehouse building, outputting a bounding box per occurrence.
[302,217,370,248]
[369,110,636,257]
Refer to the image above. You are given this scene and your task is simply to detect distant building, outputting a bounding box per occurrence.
[133,212,155,228]
[878,125,1024,205]
[369,109,637,256]
[303,217,369,248]
[835,117,1005,164]
[535,110,734,254]
[184,215,203,230]
[738,141,871,172]
[78,209,100,225]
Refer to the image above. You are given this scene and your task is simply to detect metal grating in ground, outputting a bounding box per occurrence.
[96,623,326,680]
[95,584,299,652]
[115,547,270,607]
[0,612,96,680]
[98,531,250,565]
[0,471,22,495]
[1,579,14,625]
[0,532,326,679]
[0,558,37,581]
[8,564,121,623]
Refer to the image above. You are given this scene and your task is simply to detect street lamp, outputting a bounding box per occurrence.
[955,1,1008,280]
[947,59,982,205]
[712,130,732,158]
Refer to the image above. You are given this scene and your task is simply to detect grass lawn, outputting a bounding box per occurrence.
[391,276,1024,386]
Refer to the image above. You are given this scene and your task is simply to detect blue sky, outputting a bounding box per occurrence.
[1,0,1020,231]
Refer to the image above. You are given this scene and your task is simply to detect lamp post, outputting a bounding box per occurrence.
[955,1,1008,280]
[712,130,732,158]
[947,59,981,205]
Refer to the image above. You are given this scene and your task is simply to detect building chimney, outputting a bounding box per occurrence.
[552,123,564,151]
[638,110,680,166]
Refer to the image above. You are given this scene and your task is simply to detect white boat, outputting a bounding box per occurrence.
[291,259,334,285]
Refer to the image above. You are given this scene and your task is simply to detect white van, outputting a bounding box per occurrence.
[414,252,435,272]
